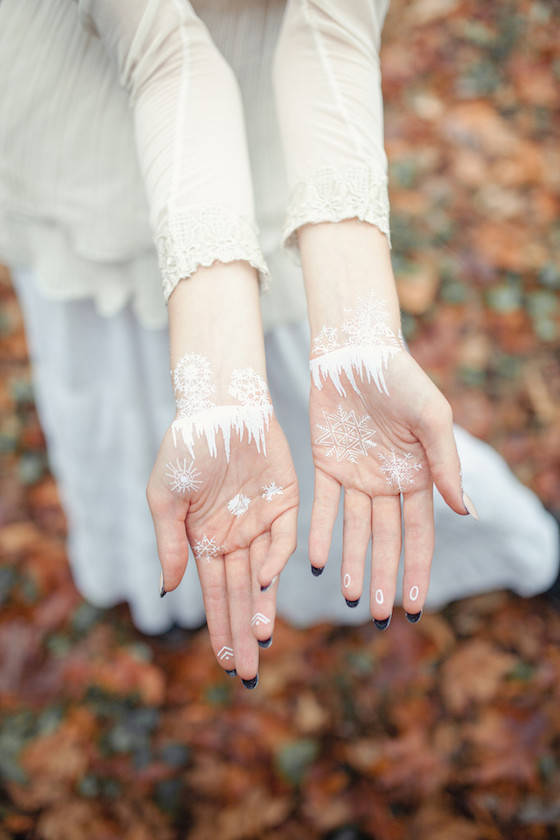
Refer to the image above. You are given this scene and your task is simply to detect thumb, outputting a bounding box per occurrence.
[147,488,189,595]
[414,397,476,518]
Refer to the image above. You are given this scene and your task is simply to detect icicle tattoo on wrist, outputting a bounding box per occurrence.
[170,353,272,461]
[310,291,405,397]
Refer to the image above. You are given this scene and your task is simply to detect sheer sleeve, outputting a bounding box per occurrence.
[76,0,270,300]
[272,0,391,264]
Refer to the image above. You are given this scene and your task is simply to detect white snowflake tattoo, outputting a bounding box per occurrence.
[261,481,284,502]
[313,325,339,354]
[228,368,271,409]
[164,458,202,495]
[173,353,216,416]
[315,405,377,463]
[341,291,397,346]
[227,493,251,517]
[192,535,223,561]
[309,292,403,397]
[171,364,273,461]
[378,449,423,491]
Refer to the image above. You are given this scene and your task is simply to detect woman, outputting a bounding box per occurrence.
[1,0,557,688]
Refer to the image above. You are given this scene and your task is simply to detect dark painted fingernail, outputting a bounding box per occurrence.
[406,610,423,624]
[225,668,237,677]
[258,636,272,649]
[345,598,360,608]
[159,571,166,598]
[373,615,392,630]
[311,565,324,577]
[260,574,277,593]
[242,674,259,689]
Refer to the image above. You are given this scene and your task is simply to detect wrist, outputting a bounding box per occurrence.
[297,219,401,340]
[168,260,268,405]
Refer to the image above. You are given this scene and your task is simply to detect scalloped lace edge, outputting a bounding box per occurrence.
[157,207,271,301]
[281,165,391,262]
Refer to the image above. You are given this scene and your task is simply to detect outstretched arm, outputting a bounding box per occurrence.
[78,0,299,679]
[273,0,475,624]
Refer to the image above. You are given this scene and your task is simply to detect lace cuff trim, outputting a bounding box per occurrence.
[281,165,391,263]
[157,207,271,301]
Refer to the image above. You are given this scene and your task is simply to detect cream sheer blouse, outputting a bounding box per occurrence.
[0,0,390,331]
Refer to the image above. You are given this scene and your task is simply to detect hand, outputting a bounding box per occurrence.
[147,360,298,685]
[308,313,470,626]
[147,262,299,685]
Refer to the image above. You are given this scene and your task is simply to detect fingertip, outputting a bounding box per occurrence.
[462,491,479,519]
[260,574,277,593]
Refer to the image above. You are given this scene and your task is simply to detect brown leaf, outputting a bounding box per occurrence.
[441,640,519,714]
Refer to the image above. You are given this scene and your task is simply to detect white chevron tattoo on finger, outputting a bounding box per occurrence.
[250,613,271,627]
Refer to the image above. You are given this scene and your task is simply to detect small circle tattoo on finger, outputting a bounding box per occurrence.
[409,585,419,601]
[375,588,384,605]
[343,573,351,588]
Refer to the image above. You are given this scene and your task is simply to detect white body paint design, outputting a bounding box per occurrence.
[343,573,351,588]
[227,493,251,517]
[375,588,384,605]
[313,325,339,354]
[315,405,377,463]
[164,458,202,495]
[409,585,419,602]
[218,646,234,661]
[171,358,272,461]
[173,353,216,416]
[172,403,272,461]
[310,293,402,397]
[261,481,284,502]
[378,450,423,492]
[229,368,270,409]
[250,612,271,627]
[192,535,223,561]
[310,345,402,398]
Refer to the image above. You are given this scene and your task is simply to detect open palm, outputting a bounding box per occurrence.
[147,413,298,684]
[309,349,467,625]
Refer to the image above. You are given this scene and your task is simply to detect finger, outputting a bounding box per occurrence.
[341,488,371,606]
[309,468,341,575]
[195,549,236,674]
[225,547,259,686]
[148,493,189,594]
[249,532,276,647]
[259,505,298,587]
[402,486,435,620]
[415,399,468,516]
[370,495,402,626]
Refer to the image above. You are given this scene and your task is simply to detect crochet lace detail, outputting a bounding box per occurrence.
[157,206,271,301]
[282,164,391,258]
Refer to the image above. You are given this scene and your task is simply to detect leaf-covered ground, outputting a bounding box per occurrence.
[1,0,559,837]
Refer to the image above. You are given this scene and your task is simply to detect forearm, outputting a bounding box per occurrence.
[299,219,401,340]
[273,0,391,262]
[167,261,267,406]
[80,0,270,303]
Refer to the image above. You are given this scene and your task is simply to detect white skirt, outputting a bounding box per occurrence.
[11,265,559,635]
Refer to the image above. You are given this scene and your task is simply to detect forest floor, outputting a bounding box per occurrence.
[1,0,559,837]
